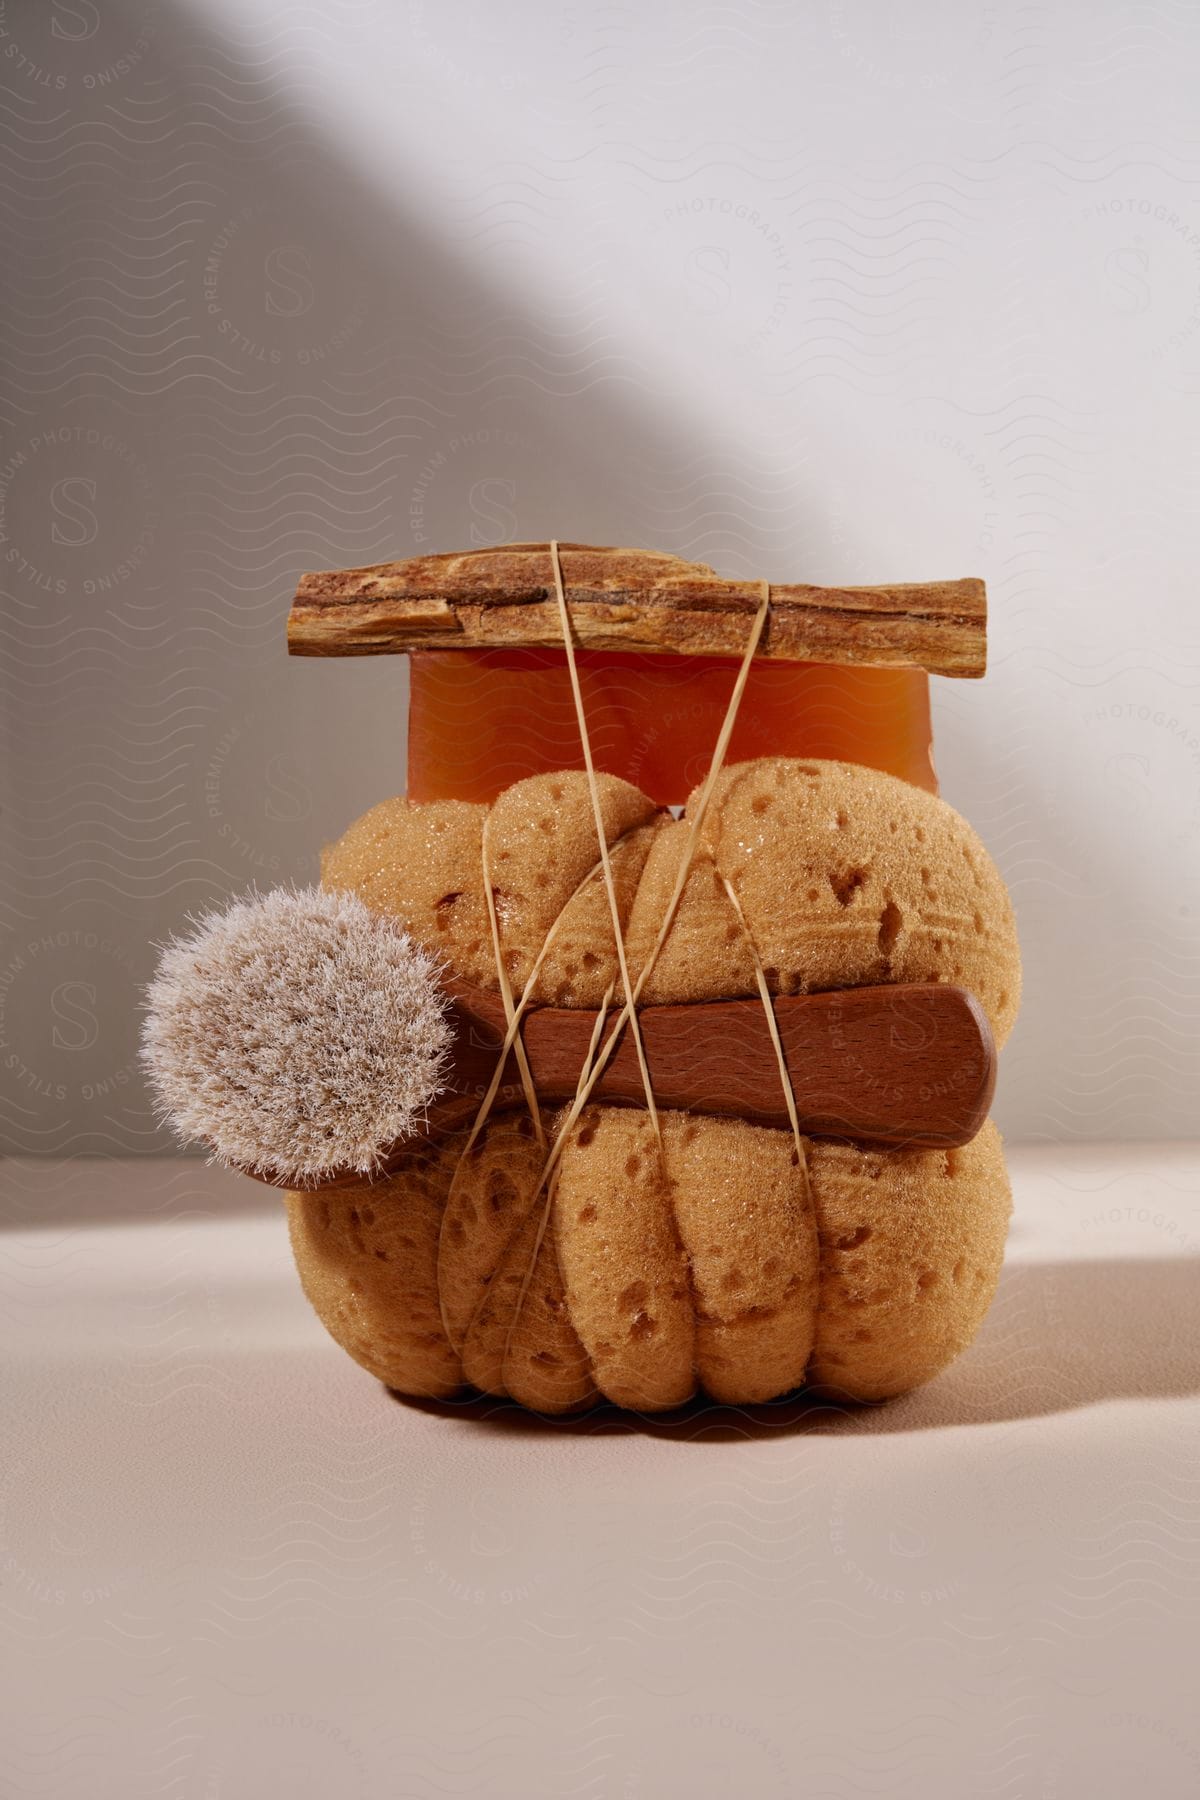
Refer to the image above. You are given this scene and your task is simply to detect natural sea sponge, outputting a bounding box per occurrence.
[300,757,1020,1411]
[319,793,495,991]
[322,772,661,1006]
[286,1112,1010,1412]
[483,770,659,981]
[696,759,1020,1046]
[657,1112,820,1405]
[807,1123,1010,1400]
[625,758,1019,1043]
[286,1136,464,1400]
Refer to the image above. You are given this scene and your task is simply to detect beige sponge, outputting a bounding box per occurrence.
[623,758,1019,1044]
[286,1113,1010,1411]
[323,773,662,1007]
[297,757,1020,1410]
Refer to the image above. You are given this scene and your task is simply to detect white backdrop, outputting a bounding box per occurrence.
[3,0,1198,1151]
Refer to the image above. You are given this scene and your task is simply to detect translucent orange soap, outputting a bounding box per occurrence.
[407,648,937,806]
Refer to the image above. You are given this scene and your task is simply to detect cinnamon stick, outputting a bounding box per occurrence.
[287,542,986,677]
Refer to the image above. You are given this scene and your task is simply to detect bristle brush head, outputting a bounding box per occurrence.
[141,886,451,1184]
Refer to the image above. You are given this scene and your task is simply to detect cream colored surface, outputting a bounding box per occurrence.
[3,1146,1198,1798]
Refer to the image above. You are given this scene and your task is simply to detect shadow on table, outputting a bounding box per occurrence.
[395,1255,1200,1441]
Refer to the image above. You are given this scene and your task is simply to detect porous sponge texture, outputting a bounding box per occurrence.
[320,773,660,1007]
[807,1124,1010,1400]
[286,1115,1010,1411]
[286,1137,464,1400]
[305,757,1020,1410]
[323,760,1019,1043]
[627,758,1019,1044]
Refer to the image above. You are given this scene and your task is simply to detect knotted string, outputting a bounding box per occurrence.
[547,538,662,1145]
[450,539,809,1383]
[480,807,546,1150]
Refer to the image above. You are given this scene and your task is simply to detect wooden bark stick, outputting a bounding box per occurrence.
[288,542,987,676]
[248,980,996,1192]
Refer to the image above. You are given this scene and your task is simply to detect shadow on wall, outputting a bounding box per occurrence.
[129,0,806,560]
[399,1256,1200,1439]
[14,0,1148,1162]
[8,0,831,1158]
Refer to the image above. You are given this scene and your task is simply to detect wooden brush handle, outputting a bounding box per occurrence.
[447,979,993,1145]
[265,981,995,1191]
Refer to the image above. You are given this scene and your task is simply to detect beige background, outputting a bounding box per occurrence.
[2,0,1199,1154]
[3,7,1200,1796]
[3,1144,1198,1798]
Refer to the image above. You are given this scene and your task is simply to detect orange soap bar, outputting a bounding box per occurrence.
[407,648,937,806]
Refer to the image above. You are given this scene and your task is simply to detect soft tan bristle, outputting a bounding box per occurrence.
[141,886,451,1182]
